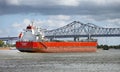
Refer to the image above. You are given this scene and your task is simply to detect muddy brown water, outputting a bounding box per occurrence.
[0,49,120,72]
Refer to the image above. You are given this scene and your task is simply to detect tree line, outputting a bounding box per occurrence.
[97,45,120,50]
[0,40,15,47]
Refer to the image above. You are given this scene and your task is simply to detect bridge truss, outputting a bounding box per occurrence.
[44,21,120,40]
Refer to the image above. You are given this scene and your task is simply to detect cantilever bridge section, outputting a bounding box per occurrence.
[44,21,120,41]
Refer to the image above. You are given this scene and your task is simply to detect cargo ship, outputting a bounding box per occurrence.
[16,24,97,53]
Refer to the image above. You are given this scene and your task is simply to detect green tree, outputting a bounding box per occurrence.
[103,45,109,50]
[0,40,4,47]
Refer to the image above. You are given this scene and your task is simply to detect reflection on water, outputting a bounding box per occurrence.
[0,49,120,72]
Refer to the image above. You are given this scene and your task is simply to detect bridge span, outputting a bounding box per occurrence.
[44,21,120,40]
[0,21,120,41]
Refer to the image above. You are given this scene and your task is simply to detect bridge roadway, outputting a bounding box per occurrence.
[0,37,18,41]
[45,34,120,38]
[0,34,120,41]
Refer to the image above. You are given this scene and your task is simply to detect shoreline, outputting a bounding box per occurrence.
[0,47,11,50]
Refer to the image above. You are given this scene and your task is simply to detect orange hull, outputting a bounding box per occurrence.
[16,41,97,53]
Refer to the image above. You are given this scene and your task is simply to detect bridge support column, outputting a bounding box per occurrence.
[88,34,91,40]
[50,38,53,41]
[74,37,79,41]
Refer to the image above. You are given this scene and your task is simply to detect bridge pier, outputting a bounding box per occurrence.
[88,34,92,40]
[50,38,53,41]
[74,37,79,41]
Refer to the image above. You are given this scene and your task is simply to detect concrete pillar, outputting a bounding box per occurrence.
[88,34,91,40]
[50,38,53,41]
[74,37,79,41]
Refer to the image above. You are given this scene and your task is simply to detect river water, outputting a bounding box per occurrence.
[0,49,120,72]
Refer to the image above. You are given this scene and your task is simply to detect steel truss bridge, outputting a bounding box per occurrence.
[0,21,120,41]
[44,21,120,41]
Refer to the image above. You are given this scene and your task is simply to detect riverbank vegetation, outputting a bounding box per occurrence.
[97,45,120,50]
[0,40,15,48]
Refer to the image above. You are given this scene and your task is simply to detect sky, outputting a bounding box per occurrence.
[0,0,120,45]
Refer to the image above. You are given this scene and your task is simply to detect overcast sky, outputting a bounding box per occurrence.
[0,0,120,45]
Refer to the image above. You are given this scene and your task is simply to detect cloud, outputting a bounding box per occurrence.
[0,0,119,24]
[0,29,11,37]
[56,0,80,6]
[1,0,120,29]
[12,15,71,32]
[0,0,120,20]
[0,0,120,17]
[34,15,71,29]
[11,19,31,33]
[106,19,120,28]
[6,0,20,5]
[48,15,71,21]
[5,0,80,6]
[0,30,2,34]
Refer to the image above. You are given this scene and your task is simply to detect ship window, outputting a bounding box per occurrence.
[27,26,32,29]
